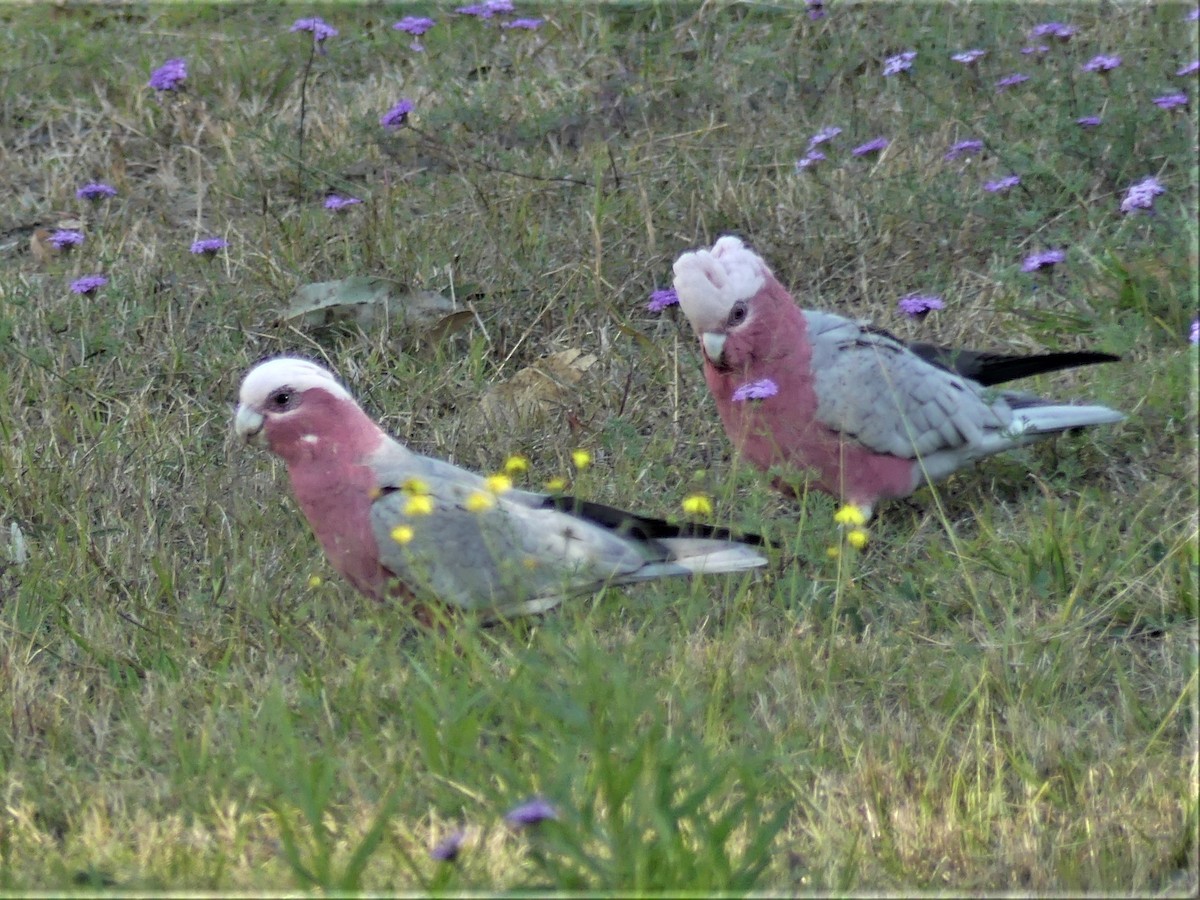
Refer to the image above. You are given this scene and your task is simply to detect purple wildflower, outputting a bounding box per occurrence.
[148,58,187,92]
[324,195,362,211]
[1022,249,1066,273]
[883,51,917,76]
[430,830,465,862]
[380,99,415,129]
[806,0,826,20]
[457,0,513,17]
[944,139,984,161]
[897,294,945,317]
[1152,92,1189,110]
[984,175,1021,193]
[504,797,558,828]
[1189,318,1199,344]
[1076,115,1103,128]
[647,287,679,312]
[76,182,117,201]
[1021,45,1050,56]
[795,151,826,171]
[808,126,842,148]
[190,237,228,256]
[1030,22,1077,40]
[1178,60,1200,76]
[394,16,436,35]
[48,229,84,249]
[290,17,338,42]
[500,18,543,30]
[995,73,1030,91]
[731,378,780,402]
[70,274,108,295]
[1189,8,1200,20]
[852,137,889,157]
[1081,55,1121,73]
[951,49,986,65]
[1120,176,1166,214]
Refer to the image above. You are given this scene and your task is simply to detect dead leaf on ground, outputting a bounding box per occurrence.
[475,348,598,429]
[282,276,474,341]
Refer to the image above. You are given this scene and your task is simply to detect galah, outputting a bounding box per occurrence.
[671,236,1125,518]
[235,357,767,619]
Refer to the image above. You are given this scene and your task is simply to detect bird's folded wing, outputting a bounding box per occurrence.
[804,312,1011,459]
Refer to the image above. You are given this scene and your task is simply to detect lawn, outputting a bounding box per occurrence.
[0,1,1196,893]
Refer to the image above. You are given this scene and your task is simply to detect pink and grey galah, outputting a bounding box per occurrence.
[235,357,767,619]
[671,236,1125,518]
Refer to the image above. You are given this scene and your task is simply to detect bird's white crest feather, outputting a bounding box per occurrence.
[673,236,767,332]
[239,357,353,407]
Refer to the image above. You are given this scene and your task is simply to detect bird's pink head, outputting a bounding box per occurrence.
[672,236,797,371]
[235,357,383,466]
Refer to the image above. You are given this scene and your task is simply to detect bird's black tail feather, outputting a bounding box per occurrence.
[909,344,1120,387]
[539,494,776,548]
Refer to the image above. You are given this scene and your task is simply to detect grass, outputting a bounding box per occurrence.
[0,0,1196,893]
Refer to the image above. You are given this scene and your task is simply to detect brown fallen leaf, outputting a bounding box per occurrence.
[475,348,598,429]
[282,277,473,341]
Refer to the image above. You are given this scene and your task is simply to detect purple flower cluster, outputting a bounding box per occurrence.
[430,830,465,862]
[70,274,108,295]
[944,139,984,161]
[324,195,362,211]
[500,18,543,30]
[806,0,826,20]
[380,99,415,129]
[897,294,944,317]
[148,58,187,92]
[1179,60,1200,77]
[1076,115,1103,128]
[984,175,1020,193]
[457,0,514,17]
[808,126,842,148]
[1022,45,1050,56]
[995,73,1030,91]
[1152,92,1188,110]
[1030,22,1077,41]
[48,229,85,249]
[290,17,338,43]
[852,137,889,157]
[504,797,557,828]
[1190,318,1199,345]
[732,378,780,402]
[1081,54,1121,73]
[77,182,118,201]
[1120,176,1166,214]
[883,51,916,77]
[952,49,986,65]
[394,16,436,35]
[190,237,228,256]
[795,150,826,171]
[1022,249,1066,272]
[647,287,679,312]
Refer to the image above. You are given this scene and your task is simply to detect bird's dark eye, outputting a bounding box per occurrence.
[729,301,748,326]
[269,390,293,409]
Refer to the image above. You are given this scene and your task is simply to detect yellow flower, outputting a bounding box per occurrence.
[465,491,496,512]
[826,545,841,559]
[544,476,567,492]
[401,478,431,495]
[404,494,435,516]
[307,574,323,588]
[390,524,415,545]
[833,504,868,527]
[485,473,513,494]
[571,449,592,470]
[681,493,714,516]
[846,528,869,550]
[504,454,530,475]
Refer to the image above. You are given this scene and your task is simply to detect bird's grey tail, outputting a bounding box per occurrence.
[1011,403,1126,435]
[653,539,768,573]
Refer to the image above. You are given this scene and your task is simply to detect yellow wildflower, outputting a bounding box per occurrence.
[826,545,841,559]
[465,491,496,512]
[681,493,714,516]
[571,449,592,470]
[485,473,513,494]
[833,504,868,527]
[504,454,530,475]
[390,524,415,545]
[401,478,431,495]
[307,574,323,588]
[847,528,869,550]
[544,476,567,492]
[404,494,435,516]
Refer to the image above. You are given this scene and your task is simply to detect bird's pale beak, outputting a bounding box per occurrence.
[235,405,265,445]
[701,332,726,365]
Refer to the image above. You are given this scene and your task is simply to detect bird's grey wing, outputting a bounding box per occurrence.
[804,311,1013,459]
